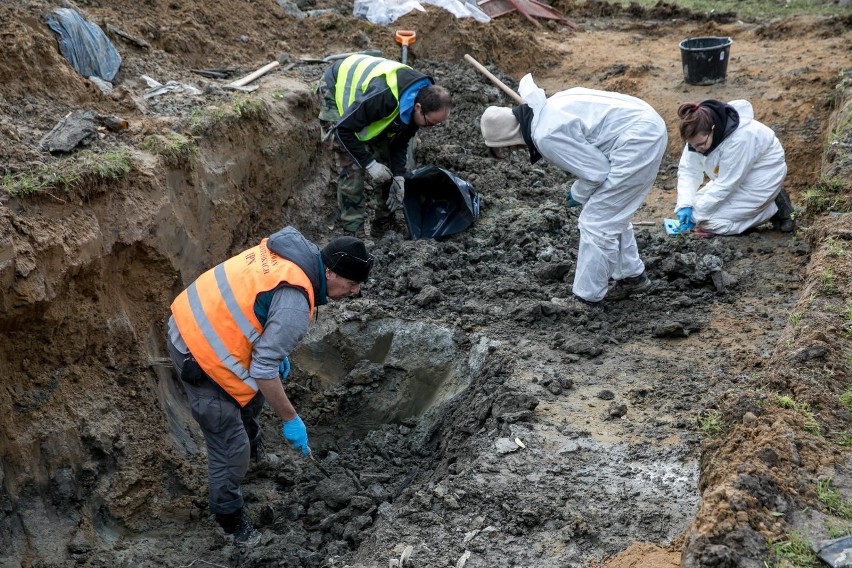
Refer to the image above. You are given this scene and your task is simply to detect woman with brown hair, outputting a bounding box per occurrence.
[674,99,793,235]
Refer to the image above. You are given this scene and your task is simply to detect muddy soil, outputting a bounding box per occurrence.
[1,1,851,567]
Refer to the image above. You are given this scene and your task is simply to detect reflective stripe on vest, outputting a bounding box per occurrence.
[335,54,406,141]
[170,239,316,407]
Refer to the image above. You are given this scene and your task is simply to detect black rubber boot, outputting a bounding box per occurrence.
[215,508,262,547]
[771,188,795,233]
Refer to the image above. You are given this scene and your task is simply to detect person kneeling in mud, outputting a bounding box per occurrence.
[673,99,794,236]
[480,74,667,309]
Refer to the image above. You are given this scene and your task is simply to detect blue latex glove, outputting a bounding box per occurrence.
[282,415,309,456]
[278,357,290,381]
[676,207,695,231]
[566,190,580,208]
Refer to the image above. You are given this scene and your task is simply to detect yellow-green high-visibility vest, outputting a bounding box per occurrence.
[335,55,408,141]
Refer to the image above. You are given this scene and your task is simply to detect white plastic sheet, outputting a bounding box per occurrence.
[353,0,490,25]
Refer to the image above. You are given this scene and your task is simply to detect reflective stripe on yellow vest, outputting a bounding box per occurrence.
[335,54,406,141]
[170,238,316,407]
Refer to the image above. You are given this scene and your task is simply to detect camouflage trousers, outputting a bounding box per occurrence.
[316,81,393,233]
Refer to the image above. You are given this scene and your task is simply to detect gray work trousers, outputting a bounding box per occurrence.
[167,338,264,515]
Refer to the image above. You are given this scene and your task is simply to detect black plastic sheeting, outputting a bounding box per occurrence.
[402,165,480,240]
[45,8,121,82]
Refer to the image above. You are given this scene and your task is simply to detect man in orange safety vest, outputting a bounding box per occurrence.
[166,226,372,546]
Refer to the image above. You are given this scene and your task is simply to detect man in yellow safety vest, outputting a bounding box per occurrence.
[317,54,452,238]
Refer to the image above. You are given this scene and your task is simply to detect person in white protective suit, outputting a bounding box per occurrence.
[479,75,667,307]
[674,99,794,236]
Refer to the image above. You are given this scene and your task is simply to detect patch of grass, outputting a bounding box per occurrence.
[841,388,852,414]
[816,478,852,519]
[188,97,268,135]
[767,532,818,567]
[843,303,852,337]
[802,176,851,215]
[817,268,838,295]
[825,237,847,257]
[1,150,131,198]
[79,150,131,179]
[773,394,822,437]
[232,98,266,120]
[776,395,797,409]
[614,0,847,17]
[802,411,821,436]
[829,102,852,145]
[789,312,802,327]
[698,410,725,436]
[141,133,197,165]
[1,172,52,197]
[826,522,852,539]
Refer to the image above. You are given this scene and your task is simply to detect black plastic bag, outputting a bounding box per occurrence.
[402,165,480,240]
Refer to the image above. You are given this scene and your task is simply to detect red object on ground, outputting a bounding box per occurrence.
[478,0,577,29]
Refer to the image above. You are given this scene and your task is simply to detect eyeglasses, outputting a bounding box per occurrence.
[420,108,439,129]
[690,126,714,152]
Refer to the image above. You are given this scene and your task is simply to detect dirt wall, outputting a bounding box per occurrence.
[0,82,329,562]
[680,71,852,567]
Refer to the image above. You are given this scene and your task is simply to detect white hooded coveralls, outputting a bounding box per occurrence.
[518,75,667,303]
[676,100,787,235]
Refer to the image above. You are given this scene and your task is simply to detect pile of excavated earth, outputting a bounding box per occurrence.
[1,1,850,567]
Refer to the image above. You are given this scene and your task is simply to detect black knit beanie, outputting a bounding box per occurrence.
[321,236,372,282]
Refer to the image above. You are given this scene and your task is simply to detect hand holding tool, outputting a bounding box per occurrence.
[282,415,309,456]
[676,207,695,231]
[395,30,416,64]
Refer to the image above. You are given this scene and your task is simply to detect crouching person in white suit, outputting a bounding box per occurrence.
[674,99,793,236]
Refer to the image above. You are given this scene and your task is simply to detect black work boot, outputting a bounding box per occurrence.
[606,272,652,301]
[216,508,262,547]
[771,188,795,233]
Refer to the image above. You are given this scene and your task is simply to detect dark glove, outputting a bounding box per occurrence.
[566,190,580,208]
[676,207,695,231]
[278,358,290,381]
[282,415,309,456]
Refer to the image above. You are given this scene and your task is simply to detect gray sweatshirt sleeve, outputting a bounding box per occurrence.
[249,286,311,380]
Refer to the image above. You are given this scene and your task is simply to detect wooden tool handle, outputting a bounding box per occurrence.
[463,54,523,105]
[228,61,280,88]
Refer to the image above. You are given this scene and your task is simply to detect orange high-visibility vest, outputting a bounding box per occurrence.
[170,238,316,406]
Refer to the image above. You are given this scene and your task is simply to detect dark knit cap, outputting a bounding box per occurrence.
[321,236,373,282]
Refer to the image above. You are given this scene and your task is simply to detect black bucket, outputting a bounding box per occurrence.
[679,37,732,85]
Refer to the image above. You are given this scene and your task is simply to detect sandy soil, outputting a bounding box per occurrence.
[1,1,851,567]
